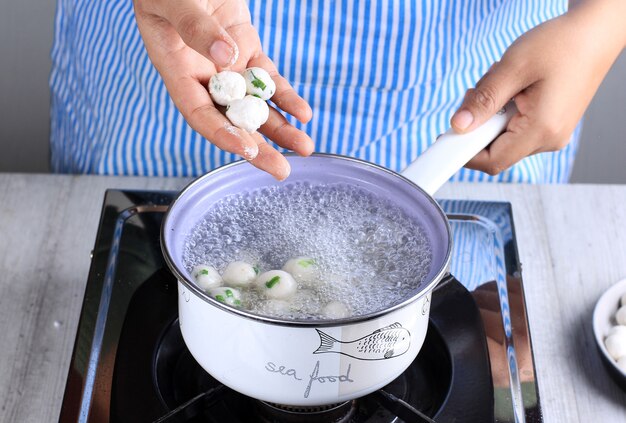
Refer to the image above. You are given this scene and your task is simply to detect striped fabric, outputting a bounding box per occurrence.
[50,0,577,182]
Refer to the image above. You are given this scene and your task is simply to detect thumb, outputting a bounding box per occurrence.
[451,60,525,134]
[167,6,239,67]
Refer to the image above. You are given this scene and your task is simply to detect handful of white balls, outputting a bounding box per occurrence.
[208,68,276,133]
[604,293,626,372]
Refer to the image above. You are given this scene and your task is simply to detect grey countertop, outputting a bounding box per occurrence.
[0,173,625,422]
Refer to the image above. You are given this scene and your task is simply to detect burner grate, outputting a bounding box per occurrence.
[257,400,357,423]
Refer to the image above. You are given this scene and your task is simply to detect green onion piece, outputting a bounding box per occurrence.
[265,276,281,289]
[297,258,316,268]
[234,299,242,306]
[252,93,262,98]
[215,295,226,303]
[250,71,267,90]
[253,265,260,275]
[199,269,209,275]
[225,289,234,298]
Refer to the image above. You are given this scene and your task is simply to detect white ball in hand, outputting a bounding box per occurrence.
[226,95,270,133]
[242,67,276,100]
[208,71,246,106]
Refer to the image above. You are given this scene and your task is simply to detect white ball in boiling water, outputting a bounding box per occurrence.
[208,71,246,106]
[192,265,222,291]
[242,67,276,100]
[222,261,257,287]
[209,287,242,307]
[616,305,626,326]
[322,301,350,319]
[256,270,297,299]
[225,95,269,133]
[283,257,318,285]
[605,333,626,360]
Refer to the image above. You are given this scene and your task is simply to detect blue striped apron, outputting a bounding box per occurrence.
[50,0,577,182]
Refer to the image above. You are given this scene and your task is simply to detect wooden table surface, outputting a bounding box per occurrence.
[0,173,625,422]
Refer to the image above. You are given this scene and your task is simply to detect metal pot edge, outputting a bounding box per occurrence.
[160,153,453,328]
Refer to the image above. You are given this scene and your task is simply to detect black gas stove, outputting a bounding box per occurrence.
[58,190,542,423]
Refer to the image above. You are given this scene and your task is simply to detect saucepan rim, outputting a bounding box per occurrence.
[161,153,453,327]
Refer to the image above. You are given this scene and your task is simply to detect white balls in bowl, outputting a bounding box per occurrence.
[599,281,626,371]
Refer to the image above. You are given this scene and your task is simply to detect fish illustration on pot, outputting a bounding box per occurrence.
[313,322,411,360]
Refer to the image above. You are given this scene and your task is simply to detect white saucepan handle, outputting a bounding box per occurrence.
[401,101,518,196]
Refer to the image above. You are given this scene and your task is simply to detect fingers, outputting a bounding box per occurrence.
[247,132,292,181]
[248,55,313,123]
[161,2,239,67]
[464,112,541,175]
[164,72,260,161]
[451,57,531,134]
[259,108,314,157]
[464,86,574,175]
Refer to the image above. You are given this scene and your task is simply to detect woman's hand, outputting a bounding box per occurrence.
[451,0,626,175]
[133,0,314,180]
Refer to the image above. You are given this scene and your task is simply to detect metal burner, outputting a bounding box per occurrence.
[257,400,357,423]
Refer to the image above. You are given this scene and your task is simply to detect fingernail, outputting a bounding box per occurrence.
[276,164,291,181]
[452,109,474,131]
[210,40,235,67]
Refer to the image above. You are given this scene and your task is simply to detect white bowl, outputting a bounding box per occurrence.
[592,278,626,389]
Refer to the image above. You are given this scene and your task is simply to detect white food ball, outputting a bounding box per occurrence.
[222,261,257,287]
[256,270,297,299]
[242,67,276,100]
[208,71,246,106]
[617,356,626,373]
[616,306,626,326]
[283,257,319,285]
[209,287,242,307]
[621,292,626,307]
[192,265,222,291]
[322,301,350,319]
[605,333,626,360]
[225,95,270,133]
[608,325,626,338]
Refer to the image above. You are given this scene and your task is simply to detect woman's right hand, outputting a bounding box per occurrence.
[133,0,314,180]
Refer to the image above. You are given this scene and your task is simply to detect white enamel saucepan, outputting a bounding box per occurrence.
[161,102,518,406]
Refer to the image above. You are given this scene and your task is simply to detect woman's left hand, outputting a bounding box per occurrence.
[451,0,626,175]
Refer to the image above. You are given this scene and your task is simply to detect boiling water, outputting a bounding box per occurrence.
[183,182,432,319]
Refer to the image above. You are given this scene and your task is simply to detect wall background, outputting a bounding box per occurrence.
[0,0,55,173]
[0,2,624,182]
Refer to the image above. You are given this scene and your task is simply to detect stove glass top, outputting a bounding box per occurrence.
[59,190,542,423]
